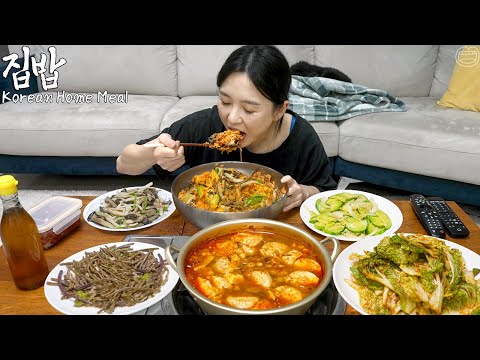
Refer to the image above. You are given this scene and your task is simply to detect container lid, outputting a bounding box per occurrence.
[29,196,83,232]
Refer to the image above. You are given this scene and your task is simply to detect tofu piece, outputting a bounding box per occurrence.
[247,270,273,288]
[195,277,220,298]
[212,256,236,274]
[225,296,259,309]
[259,242,290,258]
[281,249,303,265]
[224,273,245,285]
[274,286,303,304]
[231,232,264,247]
[286,271,319,287]
[214,240,237,255]
[293,258,322,273]
[211,276,232,289]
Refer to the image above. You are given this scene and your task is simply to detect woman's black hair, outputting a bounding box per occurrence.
[216,45,291,119]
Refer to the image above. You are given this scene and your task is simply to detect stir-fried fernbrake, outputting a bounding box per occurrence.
[88,182,171,229]
[47,244,169,314]
[346,233,480,314]
[178,166,286,212]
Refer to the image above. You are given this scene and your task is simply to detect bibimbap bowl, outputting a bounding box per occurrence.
[171,161,288,229]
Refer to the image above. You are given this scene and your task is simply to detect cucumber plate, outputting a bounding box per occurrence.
[300,190,403,242]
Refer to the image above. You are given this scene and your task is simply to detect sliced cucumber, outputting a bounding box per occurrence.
[309,215,319,224]
[329,193,348,202]
[308,210,320,223]
[345,217,368,233]
[375,210,392,229]
[323,222,345,235]
[325,198,343,211]
[316,213,338,222]
[355,194,369,202]
[366,221,385,235]
[314,219,333,231]
[312,192,391,239]
[206,193,220,205]
[197,185,206,197]
[366,221,378,235]
[315,198,330,213]
[369,210,392,229]
[375,227,387,235]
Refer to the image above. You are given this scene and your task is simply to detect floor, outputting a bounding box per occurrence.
[7,173,480,227]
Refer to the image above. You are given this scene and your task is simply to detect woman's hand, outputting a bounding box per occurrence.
[153,133,185,172]
[280,175,320,212]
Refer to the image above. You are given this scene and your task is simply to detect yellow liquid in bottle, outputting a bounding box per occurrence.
[1,207,49,290]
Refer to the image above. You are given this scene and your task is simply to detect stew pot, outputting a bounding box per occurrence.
[166,218,340,315]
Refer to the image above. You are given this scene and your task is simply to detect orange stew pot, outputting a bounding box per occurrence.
[166,219,340,315]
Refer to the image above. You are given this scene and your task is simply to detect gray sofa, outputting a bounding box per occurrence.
[1,45,479,205]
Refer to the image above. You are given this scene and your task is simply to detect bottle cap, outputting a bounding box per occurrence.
[0,175,19,196]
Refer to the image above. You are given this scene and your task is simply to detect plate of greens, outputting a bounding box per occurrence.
[333,233,480,315]
[300,190,403,242]
[83,182,175,232]
[44,241,179,315]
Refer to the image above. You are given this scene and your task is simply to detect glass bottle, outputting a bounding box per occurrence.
[0,175,49,290]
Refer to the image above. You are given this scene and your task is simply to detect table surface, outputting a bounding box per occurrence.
[1,197,478,315]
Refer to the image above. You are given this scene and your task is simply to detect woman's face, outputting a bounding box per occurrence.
[217,72,282,153]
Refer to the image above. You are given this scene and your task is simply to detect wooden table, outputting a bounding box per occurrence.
[1,198,478,315]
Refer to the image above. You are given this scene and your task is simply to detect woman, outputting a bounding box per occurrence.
[117,45,337,211]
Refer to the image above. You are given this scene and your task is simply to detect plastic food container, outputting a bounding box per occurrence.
[28,196,82,250]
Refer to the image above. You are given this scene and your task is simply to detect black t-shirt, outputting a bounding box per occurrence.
[137,106,337,191]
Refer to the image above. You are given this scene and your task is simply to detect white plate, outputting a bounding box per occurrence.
[83,186,175,232]
[44,241,179,315]
[300,190,403,242]
[333,234,480,315]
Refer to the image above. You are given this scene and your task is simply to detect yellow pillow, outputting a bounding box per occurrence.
[437,45,480,112]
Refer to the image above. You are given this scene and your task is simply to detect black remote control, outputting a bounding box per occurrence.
[410,194,446,239]
[426,197,470,237]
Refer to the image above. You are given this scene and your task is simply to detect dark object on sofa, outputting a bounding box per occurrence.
[290,61,352,83]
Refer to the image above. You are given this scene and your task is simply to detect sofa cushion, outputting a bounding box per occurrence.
[11,45,178,96]
[161,95,218,130]
[314,45,438,97]
[430,45,462,99]
[307,121,339,158]
[338,97,480,185]
[437,46,480,112]
[162,95,339,157]
[177,45,314,97]
[0,94,178,156]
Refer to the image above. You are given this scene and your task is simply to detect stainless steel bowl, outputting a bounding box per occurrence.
[165,218,340,315]
[171,161,288,229]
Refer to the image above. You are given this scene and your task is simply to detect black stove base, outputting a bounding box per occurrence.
[145,279,345,315]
